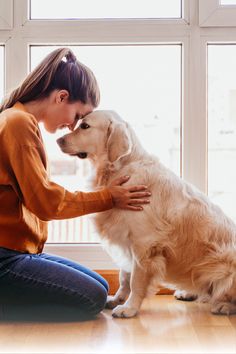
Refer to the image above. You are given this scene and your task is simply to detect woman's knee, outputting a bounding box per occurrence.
[99,276,109,292]
[87,282,108,315]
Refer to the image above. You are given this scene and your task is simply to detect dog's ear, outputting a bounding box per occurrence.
[107,122,132,163]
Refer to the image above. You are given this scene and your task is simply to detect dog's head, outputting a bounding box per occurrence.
[57,110,132,163]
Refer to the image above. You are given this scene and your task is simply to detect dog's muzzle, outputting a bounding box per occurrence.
[57,137,65,147]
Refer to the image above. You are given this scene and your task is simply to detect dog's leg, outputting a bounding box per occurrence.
[174,289,198,302]
[112,261,151,318]
[211,290,236,315]
[106,269,130,309]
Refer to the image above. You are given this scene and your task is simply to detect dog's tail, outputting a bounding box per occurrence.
[192,248,236,301]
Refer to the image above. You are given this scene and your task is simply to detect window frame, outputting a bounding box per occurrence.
[199,0,236,27]
[0,0,13,29]
[1,0,236,268]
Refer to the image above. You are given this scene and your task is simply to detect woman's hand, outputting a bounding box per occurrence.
[108,176,151,211]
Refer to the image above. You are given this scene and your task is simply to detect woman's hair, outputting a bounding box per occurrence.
[0,47,100,112]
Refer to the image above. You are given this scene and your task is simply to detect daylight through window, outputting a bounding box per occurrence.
[30,0,182,19]
[31,45,182,243]
[208,44,236,222]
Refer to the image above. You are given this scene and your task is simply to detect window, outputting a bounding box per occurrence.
[0,46,4,101]
[220,0,236,4]
[2,0,236,267]
[31,44,182,242]
[208,44,236,221]
[30,0,182,19]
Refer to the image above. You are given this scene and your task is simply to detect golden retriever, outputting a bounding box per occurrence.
[57,110,236,318]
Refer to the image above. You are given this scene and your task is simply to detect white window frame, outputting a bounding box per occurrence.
[199,0,236,27]
[0,0,13,29]
[1,0,236,268]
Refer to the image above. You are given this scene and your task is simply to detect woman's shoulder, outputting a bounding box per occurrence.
[5,105,36,125]
[0,106,42,147]
[3,106,38,134]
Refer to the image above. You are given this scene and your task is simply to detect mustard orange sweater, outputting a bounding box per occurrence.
[0,102,113,254]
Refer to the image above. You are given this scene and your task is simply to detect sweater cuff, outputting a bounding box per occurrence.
[96,188,114,211]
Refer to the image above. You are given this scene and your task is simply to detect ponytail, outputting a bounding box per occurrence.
[0,47,100,112]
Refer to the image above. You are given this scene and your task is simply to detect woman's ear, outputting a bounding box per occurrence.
[107,122,132,163]
[56,90,69,103]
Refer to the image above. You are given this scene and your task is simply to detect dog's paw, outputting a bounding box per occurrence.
[106,295,125,310]
[174,290,198,302]
[112,304,138,318]
[211,302,236,315]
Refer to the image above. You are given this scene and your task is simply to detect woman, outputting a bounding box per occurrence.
[0,48,151,317]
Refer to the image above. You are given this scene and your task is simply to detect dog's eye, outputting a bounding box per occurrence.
[79,122,90,129]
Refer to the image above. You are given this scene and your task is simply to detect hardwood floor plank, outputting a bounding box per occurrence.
[0,295,235,354]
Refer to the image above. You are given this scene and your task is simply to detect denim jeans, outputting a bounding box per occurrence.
[0,247,109,318]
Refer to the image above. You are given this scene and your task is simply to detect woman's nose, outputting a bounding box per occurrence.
[68,121,77,131]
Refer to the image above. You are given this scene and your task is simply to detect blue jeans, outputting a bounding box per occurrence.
[0,247,109,318]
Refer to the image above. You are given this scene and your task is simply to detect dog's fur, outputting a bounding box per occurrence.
[57,110,236,318]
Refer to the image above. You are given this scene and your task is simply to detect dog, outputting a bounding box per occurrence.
[57,110,236,318]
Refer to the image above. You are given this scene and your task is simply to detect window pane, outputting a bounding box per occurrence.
[0,46,4,102]
[31,45,181,243]
[220,0,236,5]
[208,45,236,221]
[30,0,181,19]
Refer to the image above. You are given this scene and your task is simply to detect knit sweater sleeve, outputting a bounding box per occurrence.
[5,111,113,221]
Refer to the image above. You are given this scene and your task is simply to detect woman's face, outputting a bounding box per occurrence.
[43,90,94,133]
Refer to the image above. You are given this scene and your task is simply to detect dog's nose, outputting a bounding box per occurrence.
[57,137,65,146]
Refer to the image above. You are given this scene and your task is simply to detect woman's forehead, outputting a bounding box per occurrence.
[76,102,93,115]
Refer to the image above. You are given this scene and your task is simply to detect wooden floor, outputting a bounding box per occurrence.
[0,295,235,354]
